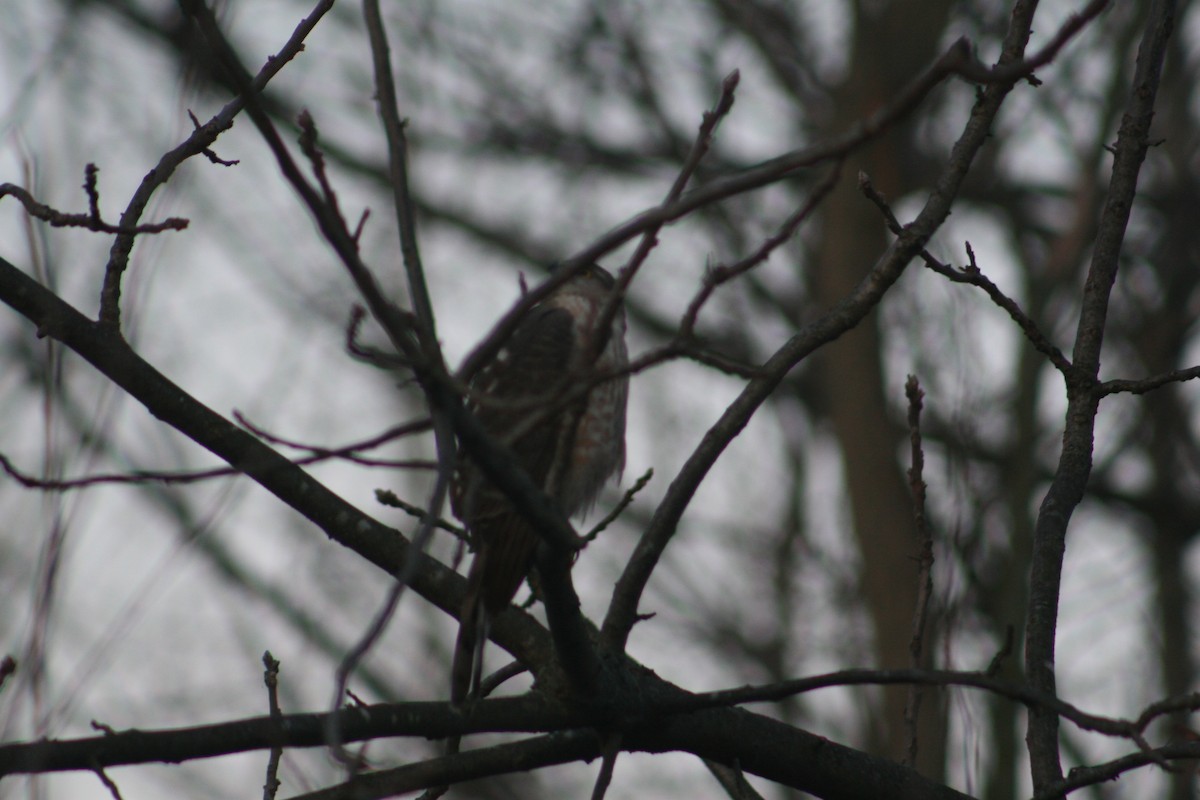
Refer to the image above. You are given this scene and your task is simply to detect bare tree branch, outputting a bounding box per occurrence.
[1096,365,1200,396]
[1023,0,1176,791]
[0,1,1170,797]
[601,19,1036,649]
[286,731,605,800]
[901,376,934,768]
[0,175,188,236]
[859,175,1073,374]
[100,0,334,330]
[0,683,978,800]
[1035,741,1200,800]
[0,418,432,489]
[456,35,975,388]
[262,652,283,800]
[0,252,565,670]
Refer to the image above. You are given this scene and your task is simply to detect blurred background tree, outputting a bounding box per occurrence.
[0,1,1196,798]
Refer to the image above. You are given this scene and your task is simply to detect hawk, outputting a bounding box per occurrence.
[450,263,628,702]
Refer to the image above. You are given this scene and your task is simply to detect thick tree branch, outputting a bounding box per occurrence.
[0,684,975,800]
[181,0,589,577]
[7,660,1193,795]
[0,695,579,774]
[10,629,1192,799]
[0,252,556,672]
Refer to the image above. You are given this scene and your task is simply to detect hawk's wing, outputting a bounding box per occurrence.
[453,302,577,612]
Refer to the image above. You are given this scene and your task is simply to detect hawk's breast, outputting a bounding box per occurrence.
[554,297,628,516]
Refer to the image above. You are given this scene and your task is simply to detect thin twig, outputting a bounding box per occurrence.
[583,469,653,542]
[595,69,742,360]
[0,417,433,491]
[321,1,460,772]
[262,652,283,800]
[187,110,239,166]
[590,734,622,800]
[858,173,1072,374]
[477,661,528,698]
[951,0,1112,86]
[1036,742,1200,800]
[1096,365,1200,397]
[99,0,334,331]
[0,178,188,236]
[91,765,124,800]
[657,667,1177,740]
[345,304,410,369]
[234,412,434,468]
[680,163,841,337]
[703,758,767,800]
[375,490,466,539]
[297,111,346,221]
[901,375,934,768]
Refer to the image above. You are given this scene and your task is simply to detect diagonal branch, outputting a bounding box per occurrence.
[0,252,556,670]
[361,0,440,359]
[600,22,1034,649]
[601,226,930,649]
[180,0,588,573]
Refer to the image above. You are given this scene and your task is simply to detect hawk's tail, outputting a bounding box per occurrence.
[451,556,489,704]
[476,512,541,613]
[451,513,539,703]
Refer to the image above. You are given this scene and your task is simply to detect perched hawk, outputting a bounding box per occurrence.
[450,263,628,702]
